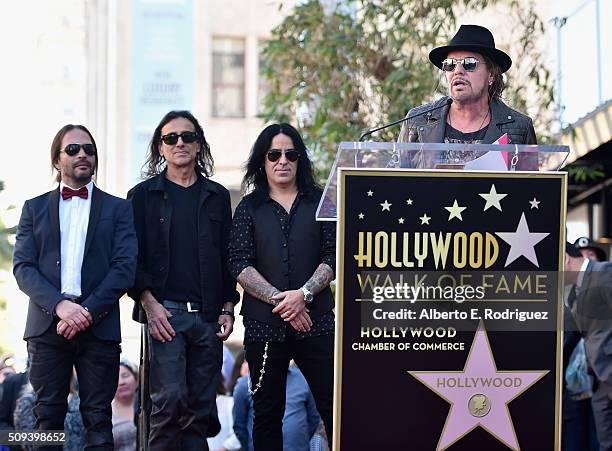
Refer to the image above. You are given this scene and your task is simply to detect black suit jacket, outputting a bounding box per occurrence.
[570,260,612,385]
[13,185,138,341]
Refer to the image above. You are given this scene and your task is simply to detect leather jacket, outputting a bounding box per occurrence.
[398,96,537,145]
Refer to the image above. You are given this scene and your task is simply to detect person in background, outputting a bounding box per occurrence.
[232,364,321,451]
[574,237,608,263]
[565,242,612,449]
[13,370,85,451]
[207,375,241,451]
[112,360,138,451]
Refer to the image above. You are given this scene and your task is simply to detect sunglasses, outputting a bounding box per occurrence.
[63,143,96,156]
[266,149,299,162]
[441,57,481,72]
[161,131,199,145]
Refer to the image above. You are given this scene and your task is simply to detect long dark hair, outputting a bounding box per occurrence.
[482,55,505,100]
[143,110,214,178]
[242,123,318,194]
[50,124,98,183]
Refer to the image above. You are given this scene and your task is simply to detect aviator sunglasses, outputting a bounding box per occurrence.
[441,57,482,72]
[266,149,300,162]
[161,131,199,145]
[63,143,96,156]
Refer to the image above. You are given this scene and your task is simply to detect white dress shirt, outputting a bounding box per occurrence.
[59,180,93,297]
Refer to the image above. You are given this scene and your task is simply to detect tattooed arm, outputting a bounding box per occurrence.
[303,263,334,295]
[236,266,281,307]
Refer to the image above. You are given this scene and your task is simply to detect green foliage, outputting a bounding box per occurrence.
[567,165,606,184]
[260,0,556,179]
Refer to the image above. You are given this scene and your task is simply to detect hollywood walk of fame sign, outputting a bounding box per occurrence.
[334,169,566,450]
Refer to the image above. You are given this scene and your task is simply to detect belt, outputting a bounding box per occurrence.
[162,300,201,312]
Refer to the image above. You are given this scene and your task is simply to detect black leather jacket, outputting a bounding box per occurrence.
[398,96,537,145]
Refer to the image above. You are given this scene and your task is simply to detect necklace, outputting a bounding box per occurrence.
[448,107,490,135]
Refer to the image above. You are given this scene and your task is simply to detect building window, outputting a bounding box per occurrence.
[212,38,245,118]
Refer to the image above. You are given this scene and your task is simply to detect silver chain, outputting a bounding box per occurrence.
[248,341,269,396]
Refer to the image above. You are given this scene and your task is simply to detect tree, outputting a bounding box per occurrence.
[260,0,555,179]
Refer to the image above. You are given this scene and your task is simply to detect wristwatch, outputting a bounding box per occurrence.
[301,286,314,304]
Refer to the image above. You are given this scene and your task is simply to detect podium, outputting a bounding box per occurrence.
[324,142,569,450]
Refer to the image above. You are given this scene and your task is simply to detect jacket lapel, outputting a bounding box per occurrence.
[418,98,451,143]
[483,99,515,143]
[83,186,102,258]
[48,188,61,253]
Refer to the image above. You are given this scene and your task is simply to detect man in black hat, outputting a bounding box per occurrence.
[398,24,536,156]
[575,237,608,262]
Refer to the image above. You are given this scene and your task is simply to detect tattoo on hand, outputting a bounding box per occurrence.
[238,267,281,306]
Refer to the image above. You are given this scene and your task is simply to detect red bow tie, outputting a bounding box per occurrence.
[61,186,89,200]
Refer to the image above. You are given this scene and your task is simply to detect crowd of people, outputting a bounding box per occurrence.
[0,23,610,451]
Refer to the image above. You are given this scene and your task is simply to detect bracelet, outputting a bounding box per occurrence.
[220,309,235,320]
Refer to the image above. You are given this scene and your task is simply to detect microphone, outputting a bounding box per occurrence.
[358,98,453,142]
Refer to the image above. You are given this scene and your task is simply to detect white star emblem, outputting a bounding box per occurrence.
[479,184,507,211]
[367,190,373,197]
[495,213,549,267]
[444,200,466,221]
[398,217,405,224]
[420,214,431,225]
[358,213,364,219]
[380,200,392,211]
[529,198,540,209]
[406,198,413,205]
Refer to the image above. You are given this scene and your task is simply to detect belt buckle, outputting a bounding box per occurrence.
[186,301,199,313]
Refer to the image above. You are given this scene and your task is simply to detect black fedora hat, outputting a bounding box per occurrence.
[429,24,512,73]
[574,236,607,261]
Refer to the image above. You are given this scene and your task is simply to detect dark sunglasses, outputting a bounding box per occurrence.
[441,57,481,72]
[161,131,199,145]
[266,149,299,162]
[63,143,96,156]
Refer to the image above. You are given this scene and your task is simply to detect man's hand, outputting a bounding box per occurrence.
[271,289,307,322]
[289,310,313,333]
[217,314,234,341]
[56,320,79,340]
[141,290,175,342]
[55,300,92,331]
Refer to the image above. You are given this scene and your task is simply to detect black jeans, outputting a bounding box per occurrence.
[245,333,334,451]
[147,309,222,451]
[26,320,120,450]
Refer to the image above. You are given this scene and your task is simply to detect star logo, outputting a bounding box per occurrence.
[444,200,466,221]
[495,213,549,267]
[358,213,364,220]
[409,324,548,450]
[367,190,373,197]
[479,184,508,211]
[398,217,405,224]
[529,197,540,209]
[419,214,431,225]
[380,200,392,211]
[406,198,413,205]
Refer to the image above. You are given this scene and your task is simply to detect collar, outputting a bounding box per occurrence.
[576,258,590,287]
[148,168,216,195]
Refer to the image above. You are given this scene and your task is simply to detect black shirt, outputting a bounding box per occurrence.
[164,178,202,302]
[229,191,335,343]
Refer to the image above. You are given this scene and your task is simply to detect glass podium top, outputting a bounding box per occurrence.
[316,141,570,220]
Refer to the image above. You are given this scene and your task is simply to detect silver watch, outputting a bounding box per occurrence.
[301,286,314,303]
